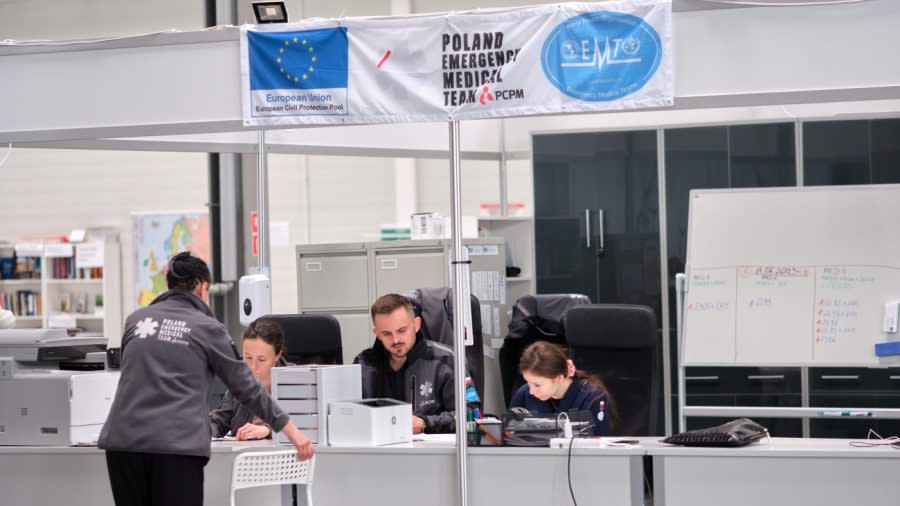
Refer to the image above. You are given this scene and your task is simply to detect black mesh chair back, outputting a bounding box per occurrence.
[259,314,343,365]
[565,304,659,436]
[498,293,591,405]
[406,287,484,396]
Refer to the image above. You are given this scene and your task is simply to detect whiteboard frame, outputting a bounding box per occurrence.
[677,185,900,433]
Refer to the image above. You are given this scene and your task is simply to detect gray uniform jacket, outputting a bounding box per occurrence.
[208,357,291,438]
[98,290,289,458]
[354,335,481,433]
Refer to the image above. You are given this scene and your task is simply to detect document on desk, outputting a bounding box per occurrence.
[412,433,457,443]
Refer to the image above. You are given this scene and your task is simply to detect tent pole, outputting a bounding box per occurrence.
[256,129,269,271]
[448,120,470,506]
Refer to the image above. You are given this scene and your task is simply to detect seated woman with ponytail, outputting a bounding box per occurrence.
[209,318,291,440]
[509,341,614,436]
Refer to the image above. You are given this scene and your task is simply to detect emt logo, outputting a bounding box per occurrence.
[135,317,159,338]
[419,381,434,398]
[541,12,662,102]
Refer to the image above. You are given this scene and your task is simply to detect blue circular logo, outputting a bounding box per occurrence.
[542,12,663,102]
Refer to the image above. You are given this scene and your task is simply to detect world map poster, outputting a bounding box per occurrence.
[132,212,211,308]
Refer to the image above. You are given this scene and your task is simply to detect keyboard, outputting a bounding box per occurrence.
[662,418,768,447]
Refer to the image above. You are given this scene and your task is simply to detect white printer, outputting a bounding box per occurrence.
[0,329,118,445]
[328,398,412,446]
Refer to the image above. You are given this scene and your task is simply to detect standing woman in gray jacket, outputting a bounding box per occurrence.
[99,252,313,506]
[209,318,292,440]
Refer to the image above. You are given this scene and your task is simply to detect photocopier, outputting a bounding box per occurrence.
[0,328,118,445]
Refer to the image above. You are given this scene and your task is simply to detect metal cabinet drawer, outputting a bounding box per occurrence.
[276,385,317,399]
[279,399,318,413]
[277,426,320,445]
[273,368,317,385]
[299,429,319,444]
[809,367,876,392]
[685,367,801,396]
[299,253,369,310]
[290,414,318,429]
[684,367,734,394]
[374,249,446,296]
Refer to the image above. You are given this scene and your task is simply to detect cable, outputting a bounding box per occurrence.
[849,428,900,449]
[0,143,11,169]
[567,435,578,506]
[557,411,577,505]
[643,472,654,505]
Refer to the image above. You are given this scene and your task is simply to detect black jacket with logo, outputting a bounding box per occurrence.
[99,290,289,457]
[354,335,481,433]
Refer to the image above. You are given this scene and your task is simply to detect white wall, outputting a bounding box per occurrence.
[0,148,208,316]
[0,0,210,322]
[417,159,500,217]
[0,0,205,40]
[267,153,397,313]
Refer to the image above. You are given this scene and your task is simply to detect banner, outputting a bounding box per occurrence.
[240,0,672,126]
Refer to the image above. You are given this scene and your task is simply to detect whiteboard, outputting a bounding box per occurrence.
[682,185,900,366]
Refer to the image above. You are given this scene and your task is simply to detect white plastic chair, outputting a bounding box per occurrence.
[230,450,315,506]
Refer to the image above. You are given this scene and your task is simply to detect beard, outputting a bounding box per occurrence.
[389,344,409,359]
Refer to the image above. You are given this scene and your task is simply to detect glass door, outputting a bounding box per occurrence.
[533,130,661,315]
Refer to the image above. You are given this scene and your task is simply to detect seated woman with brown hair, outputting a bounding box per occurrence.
[209,318,290,440]
[509,341,614,436]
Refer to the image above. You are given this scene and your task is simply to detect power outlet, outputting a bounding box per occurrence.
[885,300,899,333]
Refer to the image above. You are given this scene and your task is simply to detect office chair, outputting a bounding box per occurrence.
[230,450,315,506]
[405,287,484,396]
[498,293,591,405]
[565,304,660,436]
[260,314,343,365]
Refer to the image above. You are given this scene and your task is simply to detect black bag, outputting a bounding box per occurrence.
[662,418,769,447]
[501,408,594,447]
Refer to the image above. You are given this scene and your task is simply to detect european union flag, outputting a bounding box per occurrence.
[248,27,348,91]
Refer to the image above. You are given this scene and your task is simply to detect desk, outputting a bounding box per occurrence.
[313,442,644,505]
[647,437,900,506]
[0,440,644,506]
[0,442,281,506]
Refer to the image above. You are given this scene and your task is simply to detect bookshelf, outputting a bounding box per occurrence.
[477,216,536,307]
[0,241,121,337]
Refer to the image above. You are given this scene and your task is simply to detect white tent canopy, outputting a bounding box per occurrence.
[2,0,900,149]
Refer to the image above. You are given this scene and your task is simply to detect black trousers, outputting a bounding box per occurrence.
[105,450,209,506]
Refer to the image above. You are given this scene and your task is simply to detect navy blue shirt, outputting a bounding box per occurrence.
[509,378,610,436]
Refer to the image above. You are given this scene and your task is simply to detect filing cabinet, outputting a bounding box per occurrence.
[809,367,900,438]
[296,238,508,362]
[681,366,804,437]
[296,238,509,414]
